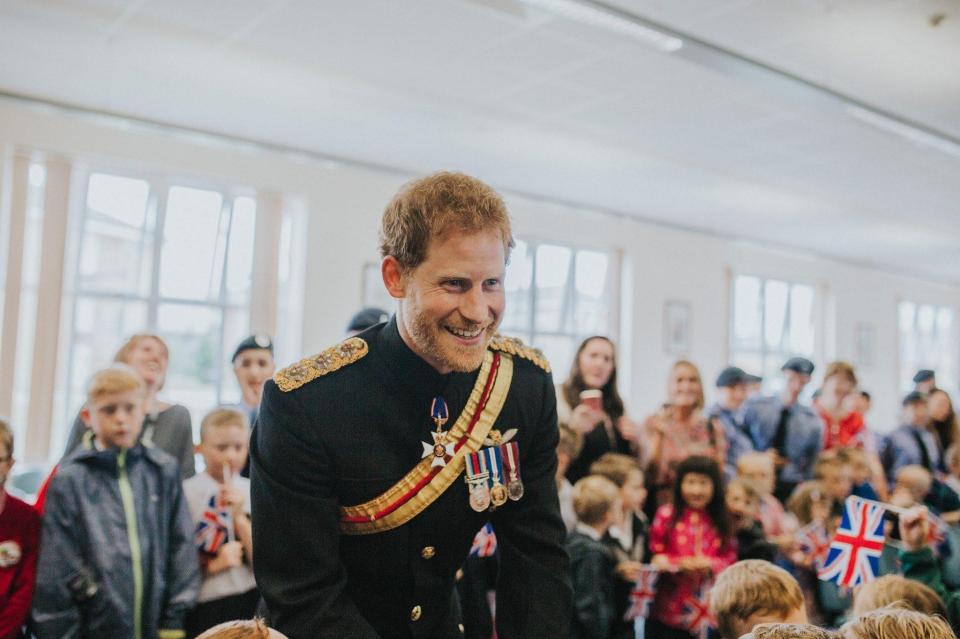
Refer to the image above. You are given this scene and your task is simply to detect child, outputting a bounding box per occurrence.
[557,425,584,532]
[838,606,954,639]
[812,456,853,517]
[33,366,199,639]
[891,465,960,523]
[784,481,834,627]
[589,452,649,561]
[589,453,649,639]
[945,444,960,496]
[726,478,776,562]
[0,418,40,639]
[567,475,621,639]
[709,559,808,639]
[834,448,879,501]
[648,455,736,639]
[184,408,258,636]
[196,618,289,639]
[744,625,836,639]
[738,452,791,543]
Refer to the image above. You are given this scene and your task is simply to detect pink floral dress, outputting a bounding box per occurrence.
[647,504,736,631]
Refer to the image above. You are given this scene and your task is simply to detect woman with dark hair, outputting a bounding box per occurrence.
[929,389,960,461]
[62,333,195,478]
[643,360,726,510]
[557,336,640,483]
[647,455,735,639]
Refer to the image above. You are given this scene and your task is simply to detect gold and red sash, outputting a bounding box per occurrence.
[339,350,514,535]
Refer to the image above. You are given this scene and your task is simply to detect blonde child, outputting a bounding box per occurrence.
[557,425,584,532]
[567,475,621,639]
[195,618,288,639]
[839,606,954,639]
[726,478,775,562]
[183,408,258,637]
[648,456,736,639]
[710,559,808,639]
[738,452,794,546]
[34,366,199,638]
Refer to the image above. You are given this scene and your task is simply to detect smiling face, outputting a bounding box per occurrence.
[386,229,506,373]
[670,362,703,409]
[122,337,168,389]
[83,389,145,450]
[681,471,714,510]
[578,338,615,390]
[233,347,275,407]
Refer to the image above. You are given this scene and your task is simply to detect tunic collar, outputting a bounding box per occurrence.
[377,316,453,397]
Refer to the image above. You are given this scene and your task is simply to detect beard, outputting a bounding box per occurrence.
[406,308,498,373]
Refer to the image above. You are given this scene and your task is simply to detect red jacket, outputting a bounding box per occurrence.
[0,492,40,639]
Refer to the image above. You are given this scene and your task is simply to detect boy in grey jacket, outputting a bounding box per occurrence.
[33,366,199,639]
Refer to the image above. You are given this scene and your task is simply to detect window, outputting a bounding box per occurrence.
[55,172,262,450]
[898,301,956,394]
[500,239,616,376]
[730,274,816,391]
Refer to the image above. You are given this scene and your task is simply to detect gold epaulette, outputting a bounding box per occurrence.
[488,334,551,373]
[274,337,368,392]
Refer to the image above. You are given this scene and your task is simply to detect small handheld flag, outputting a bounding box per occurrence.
[469,523,498,558]
[796,521,831,570]
[680,580,715,639]
[818,496,885,588]
[623,566,659,621]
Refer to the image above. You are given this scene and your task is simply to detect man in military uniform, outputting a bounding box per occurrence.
[250,172,572,638]
[743,357,823,503]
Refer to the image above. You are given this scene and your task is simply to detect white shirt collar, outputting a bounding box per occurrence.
[574,522,604,541]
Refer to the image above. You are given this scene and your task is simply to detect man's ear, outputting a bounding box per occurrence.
[381,256,407,300]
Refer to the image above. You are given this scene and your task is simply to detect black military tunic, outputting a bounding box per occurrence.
[250,318,572,638]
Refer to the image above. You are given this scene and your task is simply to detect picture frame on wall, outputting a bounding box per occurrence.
[664,300,691,355]
[855,322,876,367]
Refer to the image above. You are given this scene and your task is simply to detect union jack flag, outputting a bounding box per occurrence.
[680,580,715,639]
[195,492,232,555]
[795,521,831,569]
[818,496,885,588]
[469,523,497,558]
[623,566,659,621]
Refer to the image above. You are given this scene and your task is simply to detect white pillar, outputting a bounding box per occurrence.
[24,156,72,462]
[250,191,283,338]
[0,153,30,419]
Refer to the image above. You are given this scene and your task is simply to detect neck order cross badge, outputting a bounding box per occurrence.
[422,396,455,468]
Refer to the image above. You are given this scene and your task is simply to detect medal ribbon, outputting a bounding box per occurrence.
[502,441,521,482]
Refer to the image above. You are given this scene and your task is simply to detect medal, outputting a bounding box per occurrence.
[421,396,454,468]
[485,447,508,508]
[501,441,524,501]
[465,452,491,512]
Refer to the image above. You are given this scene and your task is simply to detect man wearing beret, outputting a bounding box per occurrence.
[250,172,571,638]
[913,369,936,394]
[743,357,823,503]
[707,366,757,478]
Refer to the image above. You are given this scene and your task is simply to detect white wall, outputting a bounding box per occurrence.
[1,97,958,439]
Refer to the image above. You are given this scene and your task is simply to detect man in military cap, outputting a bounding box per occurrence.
[913,369,936,394]
[743,357,823,503]
[707,366,756,478]
[250,172,571,638]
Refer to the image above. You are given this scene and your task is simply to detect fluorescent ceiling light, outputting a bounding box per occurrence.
[518,0,683,52]
[846,105,960,160]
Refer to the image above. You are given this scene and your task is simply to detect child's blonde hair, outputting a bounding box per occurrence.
[727,477,761,505]
[812,454,844,481]
[894,465,933,501]
[195,618,284,639]
[571,475,619,526]
[834,447,868,469]
[86,366,146,404]
[200,407,250,442]
[589,452,642,488]
[557,424,583,459]
[839,605,953,639]
[710,560,805,639]
[0,416,12,458]
[737,451,775,474]
[786,481,833,526]
[749,624,836,639]
[851,574,946,619]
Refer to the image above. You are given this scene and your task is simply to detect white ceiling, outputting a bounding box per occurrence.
[1,0,959,281]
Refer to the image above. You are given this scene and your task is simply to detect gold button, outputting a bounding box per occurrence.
[421,546,436,559]
[410,605,422,622]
